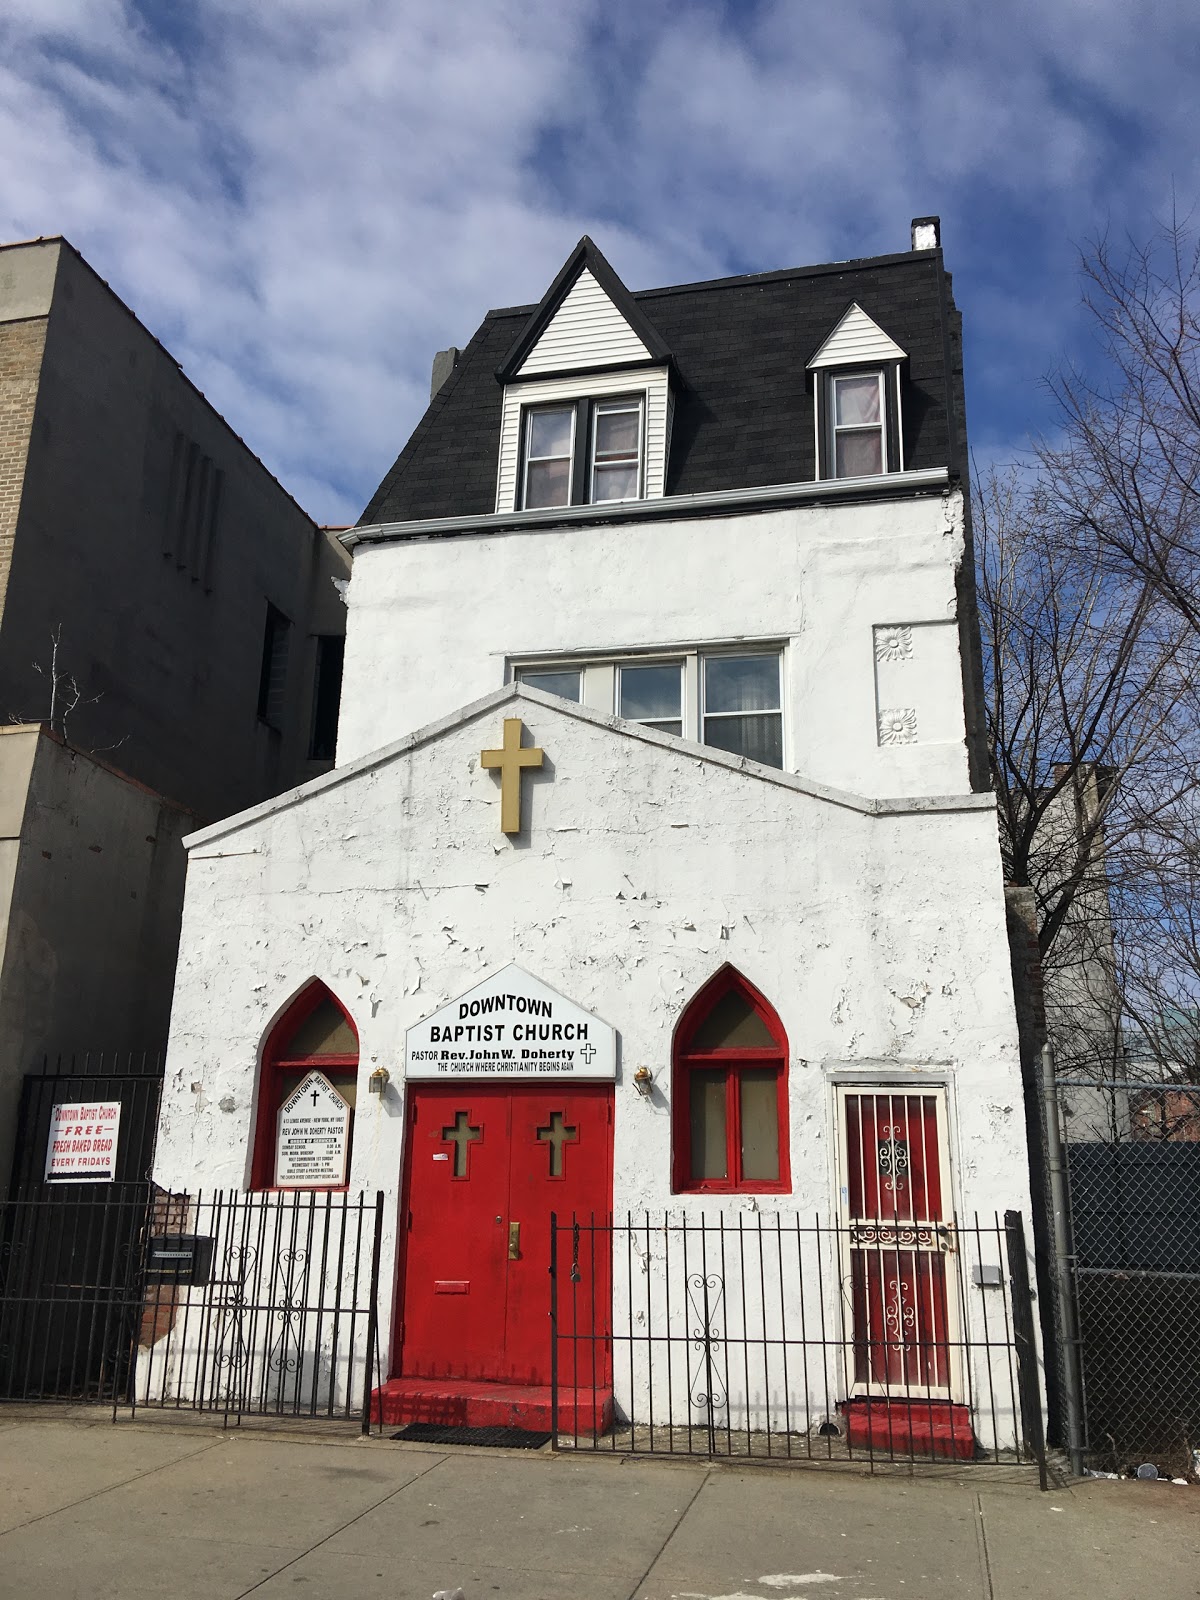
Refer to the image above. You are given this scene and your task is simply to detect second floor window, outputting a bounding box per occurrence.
[618,661,683,735]
[520,395,644,510]
[702,654,782,767]
[515,648,784,768]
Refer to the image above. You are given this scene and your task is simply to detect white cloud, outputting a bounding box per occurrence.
[0,0,1197,519]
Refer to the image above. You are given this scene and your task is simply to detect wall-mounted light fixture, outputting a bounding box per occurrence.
[632,1065,653,1098]
[368,1066,391,1096]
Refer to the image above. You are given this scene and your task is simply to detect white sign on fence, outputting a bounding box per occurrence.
[406,964,617,1079]
[275,1071,351,1188]
[44,1100,122,1182]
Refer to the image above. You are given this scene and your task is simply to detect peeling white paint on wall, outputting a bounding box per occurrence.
[338,492,972,799]
[155,681,1031,1437]
[152,466,1035,1444]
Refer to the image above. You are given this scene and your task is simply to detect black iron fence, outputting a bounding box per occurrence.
[1053,1078,1200,1479]
[550,1210,1045,1481]
[0,1188,151,1403]
[0,1188,384,1428]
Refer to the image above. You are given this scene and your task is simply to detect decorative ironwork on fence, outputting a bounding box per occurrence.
[550,1210,1045,1481]
[0,1188,384,1429]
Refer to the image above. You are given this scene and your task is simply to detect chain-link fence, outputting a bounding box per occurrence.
[1052,1076,1200,1479]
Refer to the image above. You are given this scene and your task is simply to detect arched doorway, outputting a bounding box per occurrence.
[251,982,359,1190]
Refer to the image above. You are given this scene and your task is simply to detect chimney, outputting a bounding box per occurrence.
[430,346,460,400]
[910,216,941,252]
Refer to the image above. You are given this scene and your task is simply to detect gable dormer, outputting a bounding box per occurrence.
[514,268,651,375]
[807,303,907,480]
[494,238,674,513]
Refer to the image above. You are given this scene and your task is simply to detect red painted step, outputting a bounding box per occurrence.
[842,1398,976,1461]
[372,1377,613,1436]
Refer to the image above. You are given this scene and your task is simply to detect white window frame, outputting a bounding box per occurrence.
[515,665,584,703]
[616,658,684,734]
[515,391,649,512]
[520,403,577,511]
[812,364,905,482]
[510,645,786,768]
[589,395,645,504]
[829,371,887,479]
[699,653,783,762]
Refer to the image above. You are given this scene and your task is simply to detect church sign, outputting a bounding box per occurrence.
[276,1072,352,1188]
[407,965,616,1079]
[45,1100,121,1182]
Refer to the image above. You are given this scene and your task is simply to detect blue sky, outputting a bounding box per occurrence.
[2,0,1198,523]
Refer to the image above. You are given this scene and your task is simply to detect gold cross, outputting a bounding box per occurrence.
[480,718,544,834]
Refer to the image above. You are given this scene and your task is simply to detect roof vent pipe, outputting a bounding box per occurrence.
[910,216,941,252]
[430,347,460,400]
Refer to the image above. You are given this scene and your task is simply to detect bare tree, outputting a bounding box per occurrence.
[977,466,1200,1084]
[981,209,1200,1095]
[9,624,126,754]
[1041,212,1200,640]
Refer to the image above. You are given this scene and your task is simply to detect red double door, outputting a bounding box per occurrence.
[397,1083,614,1385]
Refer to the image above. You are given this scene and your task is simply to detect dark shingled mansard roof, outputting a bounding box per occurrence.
[359,243,963,527]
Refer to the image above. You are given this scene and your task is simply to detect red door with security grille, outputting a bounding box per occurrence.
[840,1089,956,1396]
[397,1083,613,1384]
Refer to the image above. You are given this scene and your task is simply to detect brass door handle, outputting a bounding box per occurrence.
[508,1221,520,1259]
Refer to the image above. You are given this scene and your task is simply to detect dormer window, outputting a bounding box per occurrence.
[808,303,907,482]
[830,372,886,477]
[518,394,645,510]
[523,406,575,508]
[591,398,643,502]
[495,238,673,514]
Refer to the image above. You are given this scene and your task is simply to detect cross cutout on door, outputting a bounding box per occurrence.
[442,1111,481,1178]
[537,1111,578,1178]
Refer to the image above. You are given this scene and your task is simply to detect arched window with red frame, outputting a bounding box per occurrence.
[251,982,359,1191]
[672,968,790,1193]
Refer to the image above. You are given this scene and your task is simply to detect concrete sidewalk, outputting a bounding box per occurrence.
[0,1413,1195,1600]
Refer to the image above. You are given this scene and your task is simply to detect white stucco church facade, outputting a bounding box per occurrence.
[151,222,1035,1453]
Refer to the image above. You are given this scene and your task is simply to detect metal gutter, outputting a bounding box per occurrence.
[341,467,952,549]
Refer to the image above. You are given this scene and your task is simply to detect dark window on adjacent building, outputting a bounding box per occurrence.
[309,635,345,761]
[257,603,291,729]
[164,429,223,587]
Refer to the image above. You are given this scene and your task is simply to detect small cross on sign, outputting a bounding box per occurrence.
[310,1088,320,1107]
[579,1043,597,1066]
[480,718,544,835]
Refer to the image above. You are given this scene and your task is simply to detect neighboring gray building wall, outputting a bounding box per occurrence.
[0,238,350,824]
[0,237,351,1184]
[0,725,197,1184]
